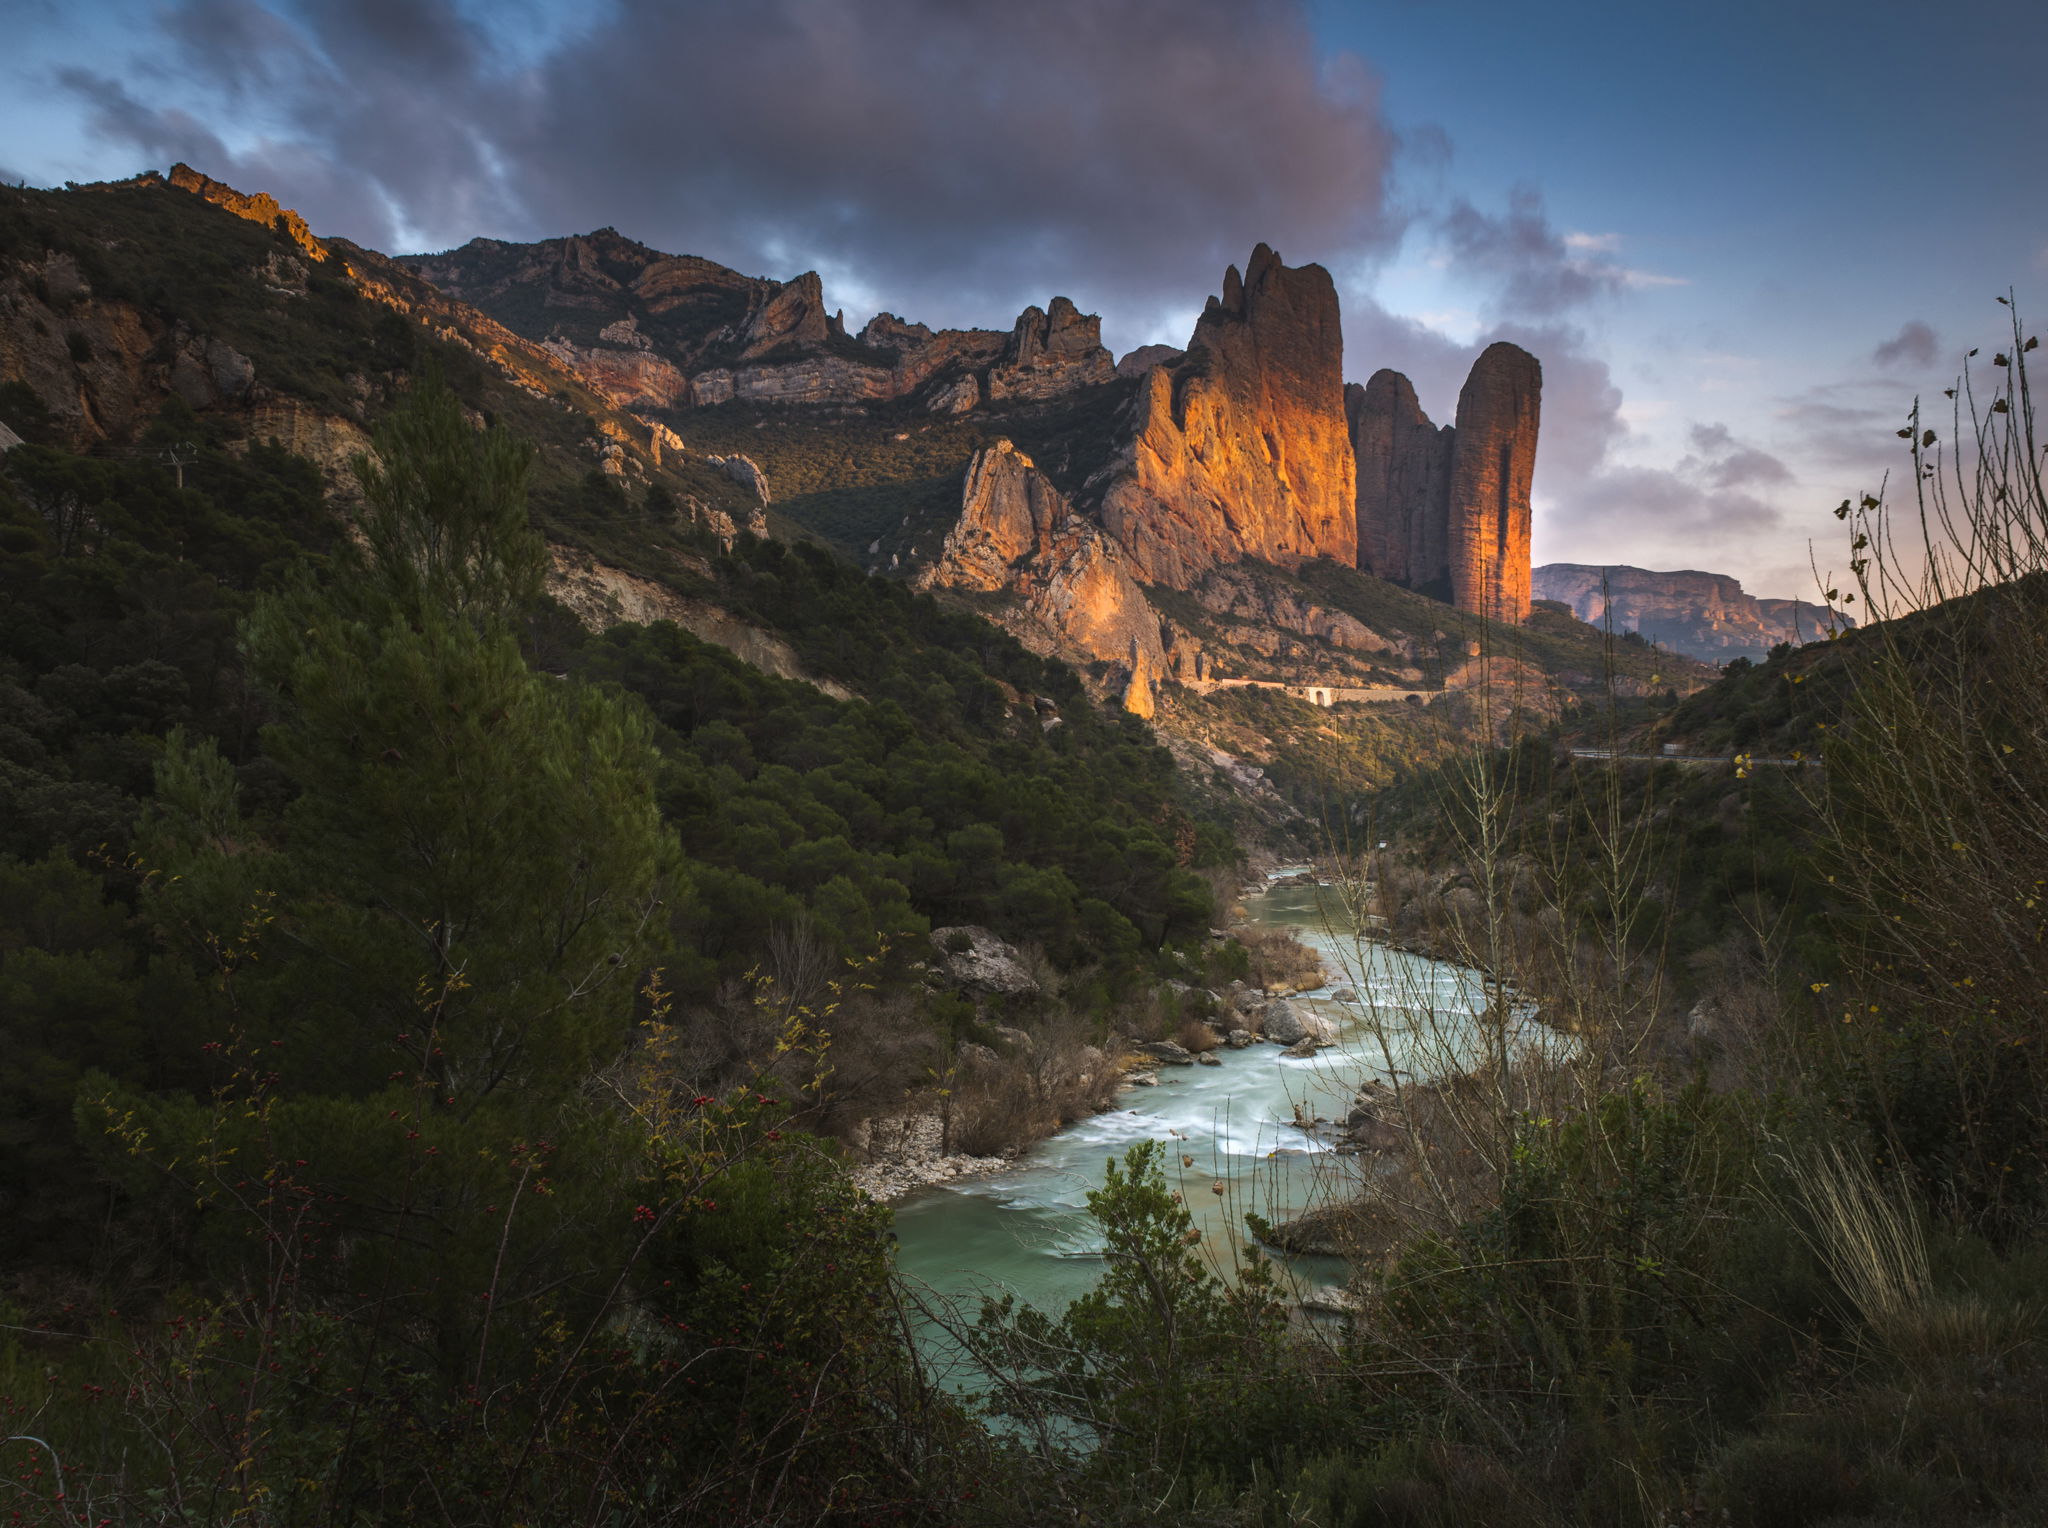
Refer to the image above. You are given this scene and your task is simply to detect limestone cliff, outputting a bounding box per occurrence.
[917,440,1166,692]
[986,297,1116,401]
[1093,244,1357,586]
[1350,341,1540,622]
[1347,370,1451,590]
[1447,342,1540,622]
[398,234,1114,416]
[1533,564,1853,661]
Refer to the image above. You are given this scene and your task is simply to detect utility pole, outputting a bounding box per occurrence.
[159,439,195,491]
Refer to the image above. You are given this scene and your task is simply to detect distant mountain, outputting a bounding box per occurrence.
[1532,563,1852,662]
[396,229,1116,414]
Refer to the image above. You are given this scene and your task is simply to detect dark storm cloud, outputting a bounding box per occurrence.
[1873,319,1940,369]
[60,0,1404,339]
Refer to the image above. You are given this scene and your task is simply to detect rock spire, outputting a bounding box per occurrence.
[1350,340,1540,622]
[1094,244,1357,586]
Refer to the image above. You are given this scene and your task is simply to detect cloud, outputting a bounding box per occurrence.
[58,0,1407,347]
[1685,421,1793,490]
[1437,189,1685,322]
[1872,319,1940,369]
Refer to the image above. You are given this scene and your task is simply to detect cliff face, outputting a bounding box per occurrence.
[1094,244,1357,586]
[918,440,1167,688]
[1446,342,1540,622]
[399,235,1113,416]
[1533,564,1854,660]
[1347,370,1452,590]
[986,297,1116,401]
[1350,342,1539,621]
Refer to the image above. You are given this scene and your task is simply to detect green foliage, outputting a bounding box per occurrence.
[349,373,547,625]
[970,1141,1299,1497]
[560,540,1217,994]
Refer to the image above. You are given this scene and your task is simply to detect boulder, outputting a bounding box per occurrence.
[1260,999,1332,1046]
[1131,1040,1193,1065]
[928,926,1040,996]
[1224,1029,1255,1049]
[1265,1204,1368,1257]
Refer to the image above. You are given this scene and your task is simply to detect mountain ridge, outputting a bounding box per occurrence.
[1533,562,1852,662]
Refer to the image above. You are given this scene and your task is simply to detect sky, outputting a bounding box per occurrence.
[5,0,2044,602]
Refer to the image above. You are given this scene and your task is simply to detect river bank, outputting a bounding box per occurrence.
[882,873,1544,1324]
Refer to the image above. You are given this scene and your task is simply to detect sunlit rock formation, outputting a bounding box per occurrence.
[917,440,1166,704]
[1447,342,1541,621]
[1093,244,1357,586]
[1349,341,1540,622]
[167,163,328,261]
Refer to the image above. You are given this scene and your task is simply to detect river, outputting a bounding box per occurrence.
[889,871,1559,1350]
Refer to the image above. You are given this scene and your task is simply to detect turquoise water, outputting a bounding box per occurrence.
[888,874,1559,1358]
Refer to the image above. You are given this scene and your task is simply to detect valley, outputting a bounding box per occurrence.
[1,159,2044,1528]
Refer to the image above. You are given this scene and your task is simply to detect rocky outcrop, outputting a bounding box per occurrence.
[167,163,328,261]
[706,452,771,504]
[1348,370,1452,589]
[1122,638,1158,719]
[928,926,1040,996]
[399,232,1114,415]
[919,440,1166,681]
[1094,245,1357,587]
[1533,564,1853,660]
[168,332,256,409]
[737,270,834,360]
[541,336,688,410]
[1447,342,1540,622]
[239,401,373,497]
[1349,342,1540,622]
[986,296,1116,401]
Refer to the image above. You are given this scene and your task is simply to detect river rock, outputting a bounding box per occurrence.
[1261,999,1332,1046]
[1298,1285,1367,1316]
[1132,1040,1193,1065]
[1224,1029,1255,1049]
[1196,1052,1222,1067]
[1265,1203,1369,1256]
[1280,1037,1324,1058]
[928,926,1040,995]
